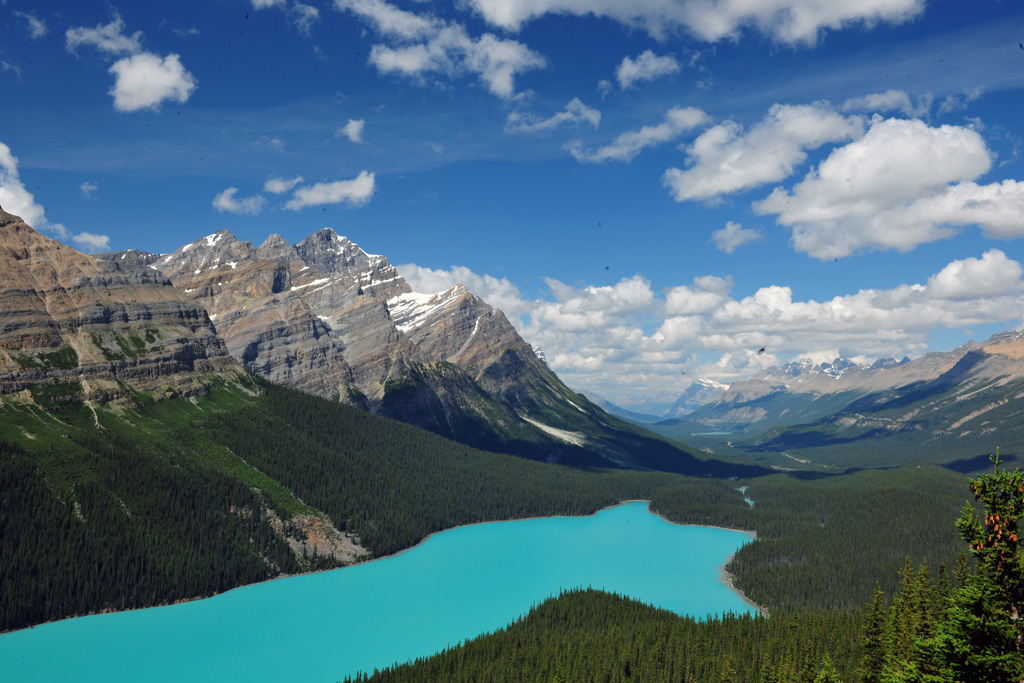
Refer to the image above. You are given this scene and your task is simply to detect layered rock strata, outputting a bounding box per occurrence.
[0,208,238,400]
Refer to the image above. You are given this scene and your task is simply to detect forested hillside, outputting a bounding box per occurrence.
[0,375,979,635]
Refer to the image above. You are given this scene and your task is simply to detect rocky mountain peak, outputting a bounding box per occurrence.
[256,233,298,262]
[156,229,255,277]
[295,229,384,278]
[0,211,238,399]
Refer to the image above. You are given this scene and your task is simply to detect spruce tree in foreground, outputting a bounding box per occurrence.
[929,449,1024,682]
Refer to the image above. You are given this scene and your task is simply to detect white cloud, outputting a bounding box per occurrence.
[284,171,376,210]
[66,15,197,113]
[252,0,288,7]
[616,50,680,89]
[213,188,266,215]
[663,103,864,202]
[264,176,304,194]
[461,0,925,44]
[397,264,532,322]
[0,142,48,229]
[927,250,1024,300]
[108,53,197,112]
[66,15,143,55]
[841,89,931,117]
[0,141,110,251]
[80,182,98,199]
[336,0,545,99]
[336,119,366,142]
[505,98,600,134]
[14,11,47,39]
[568,106,709,163]
[712,222,764,253]
[334,0,438,40]
[754,116,1024,259]
[289,3,321,35]
[72,232,111,253]
[394,253,1024,398]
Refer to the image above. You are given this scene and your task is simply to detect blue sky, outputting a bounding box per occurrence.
[3,0,1024,406]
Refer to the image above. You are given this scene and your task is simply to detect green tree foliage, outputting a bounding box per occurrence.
[867,450,1024,682]
[0,376,977,638]
[345,589,864,683]
[928,449,1024,681]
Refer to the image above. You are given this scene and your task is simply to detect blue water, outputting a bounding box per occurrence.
[0,501,754,683]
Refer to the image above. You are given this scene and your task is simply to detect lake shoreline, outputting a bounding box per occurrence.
[4,499,765,635]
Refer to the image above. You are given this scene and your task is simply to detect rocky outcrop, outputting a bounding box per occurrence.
[0,209,239,399]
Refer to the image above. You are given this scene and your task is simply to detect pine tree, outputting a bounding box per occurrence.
[929,449,1024,682]
[861,585,887,683]
[814,654,842,683]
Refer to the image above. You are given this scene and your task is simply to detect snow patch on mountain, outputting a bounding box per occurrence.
[387,285,467,334]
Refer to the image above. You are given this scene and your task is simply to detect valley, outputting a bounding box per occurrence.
[0,207,1017,681]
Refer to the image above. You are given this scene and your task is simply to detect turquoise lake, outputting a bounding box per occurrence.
[0,501,754,682]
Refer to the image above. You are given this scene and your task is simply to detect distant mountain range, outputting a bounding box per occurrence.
[639,330,1024,469]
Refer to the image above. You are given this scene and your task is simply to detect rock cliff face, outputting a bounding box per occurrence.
[99,228,614,461]
[129,228,420,403]
[0,209,239,400]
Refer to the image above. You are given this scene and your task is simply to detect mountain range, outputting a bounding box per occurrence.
[642,330,1024,469]
[1,206,752,475]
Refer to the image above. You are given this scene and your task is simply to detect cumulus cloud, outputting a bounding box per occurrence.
[616,50,680,89]
[0,141,110,252]
[568,106,709,163]
[108,53,197,112]
[264,176,304,194]
[336,119,366,142]
[0,142,49,230]
[394,252,1024,398]
[712,221,764,253]
[14,11,47,39]
[755,116,1024,259]
[71,232,111,252]
[927,250,1024,300]
[80,182,98,199]
[335,0,545,99]
[505,98,600,134]
[284,171,376,210]
[461,0,925,44]
[663,103,864,202]
[252,0,288,8]
[66,15,197,112]
[213,188,267,215]
[841,89,931,117]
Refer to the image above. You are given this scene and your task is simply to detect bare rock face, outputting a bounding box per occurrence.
[387,284,560,404]
[134,230,361,401]
[101,226,631,464]
[109,228,431,403]
[0,209,239,400]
